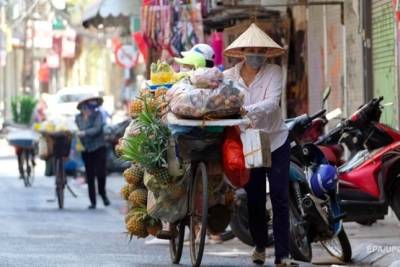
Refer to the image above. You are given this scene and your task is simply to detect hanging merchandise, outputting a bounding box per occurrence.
[170,3,204,55]
[140,1,204,56]
[133,32,149,62]
[211,32,224,68]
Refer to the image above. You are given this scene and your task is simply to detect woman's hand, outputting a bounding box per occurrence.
[240,107,248,116]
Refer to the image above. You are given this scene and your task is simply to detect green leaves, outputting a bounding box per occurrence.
[122,100,170,171]
[11,95,38,125]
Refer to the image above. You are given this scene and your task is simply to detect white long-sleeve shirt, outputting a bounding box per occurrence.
[224,62,289,152]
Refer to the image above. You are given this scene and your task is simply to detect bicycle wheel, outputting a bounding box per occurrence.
[189,162,208,267]
[169,220,185,264]
[55,157,65,209]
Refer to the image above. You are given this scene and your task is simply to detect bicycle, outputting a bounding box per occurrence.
[166,114,248,267]
[44,131,77,209]
[6,126,38,187]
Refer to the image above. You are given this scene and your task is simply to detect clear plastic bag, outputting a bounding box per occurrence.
[189,67,223,89]
[146,174,189,223]
[169,80,245,119]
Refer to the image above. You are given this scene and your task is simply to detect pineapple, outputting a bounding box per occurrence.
[125,210,136,224]
[128,189,148,207]
[148,168,171,184]
[126,216,148,238]
[155,88,168,99]
[123,165,144,186]
[140,89,152,98]
[122,107,170,183]
[146,218,162,236]
[130,99,144,117]
[120,184,130,200]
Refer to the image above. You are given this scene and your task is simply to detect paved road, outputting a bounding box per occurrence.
[0,139,399,267]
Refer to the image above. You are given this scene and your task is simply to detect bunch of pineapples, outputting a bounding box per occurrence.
[129,88,168,118]
[123,103,172,185]
[121,164,162,238]
[125,207,162,239]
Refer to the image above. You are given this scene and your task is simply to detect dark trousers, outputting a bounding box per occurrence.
[244,138,290,260]
[81,146,107,206]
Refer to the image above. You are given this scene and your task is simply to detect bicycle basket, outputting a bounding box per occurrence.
[51,133,72,158]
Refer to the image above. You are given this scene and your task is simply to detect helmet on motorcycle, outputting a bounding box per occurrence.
[310,164,338,198]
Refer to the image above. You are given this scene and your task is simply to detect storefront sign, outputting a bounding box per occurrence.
[62,29,76,58]
[115,44,138,68]
[33,21,53,49]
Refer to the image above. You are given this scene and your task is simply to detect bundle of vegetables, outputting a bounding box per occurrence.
[11,95,38,125]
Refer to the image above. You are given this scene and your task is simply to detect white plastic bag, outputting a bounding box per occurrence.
[240,129,271,168]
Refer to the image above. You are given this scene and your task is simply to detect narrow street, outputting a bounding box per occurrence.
[0,140,399,267]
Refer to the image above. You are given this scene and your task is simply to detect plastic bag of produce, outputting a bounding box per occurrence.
[146,174,189,223]
[169,80,245,119]
[189,67,223,89]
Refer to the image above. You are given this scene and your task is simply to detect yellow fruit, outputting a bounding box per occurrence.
[155,88,168,99]
[140,89,152,98]
[123,165,144,186]
[128,189,148,207]
[126,216,148,238]
[130,100,143,117]
[120,184,130,200]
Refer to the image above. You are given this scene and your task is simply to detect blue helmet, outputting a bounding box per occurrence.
[310,164,338,198]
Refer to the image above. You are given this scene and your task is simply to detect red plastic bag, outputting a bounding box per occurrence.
[222,127,250,188]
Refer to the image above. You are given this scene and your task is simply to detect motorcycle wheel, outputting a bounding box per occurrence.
[289,198,312,262]
[229,193,274,247]
[390,180,400,220]
[321,228,352,263]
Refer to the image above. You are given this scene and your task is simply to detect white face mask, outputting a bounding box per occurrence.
[245,53,266,69]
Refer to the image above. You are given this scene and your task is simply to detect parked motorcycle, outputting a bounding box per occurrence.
[287,111,351,262]
[315,97,400,224]
[230,108,352,262]
[229,87,334,248]
[104,119,131,173]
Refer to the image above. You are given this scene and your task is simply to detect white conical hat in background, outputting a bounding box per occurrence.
[224,23,284,58]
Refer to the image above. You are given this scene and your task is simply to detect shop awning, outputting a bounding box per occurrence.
[82,0,134,28]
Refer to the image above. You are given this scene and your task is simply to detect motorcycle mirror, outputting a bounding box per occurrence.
[322,86,332,106]
[326,108,342,121]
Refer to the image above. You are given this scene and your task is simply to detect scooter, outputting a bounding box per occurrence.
[229,87,336,247]
[315,97,400,224]
[230,109,352,263]
[104,119,131,174]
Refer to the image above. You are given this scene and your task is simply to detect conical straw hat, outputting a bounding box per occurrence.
[224,23,284,58]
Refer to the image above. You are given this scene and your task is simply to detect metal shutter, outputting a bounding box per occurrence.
[372,0,397,127]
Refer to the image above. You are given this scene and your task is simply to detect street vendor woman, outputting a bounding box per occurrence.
[224,23,295,266]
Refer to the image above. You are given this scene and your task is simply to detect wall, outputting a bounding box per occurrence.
[345,0,364,115]
[307,1,364,119]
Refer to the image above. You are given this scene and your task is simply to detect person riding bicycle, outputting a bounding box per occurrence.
[75,96,110,209]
